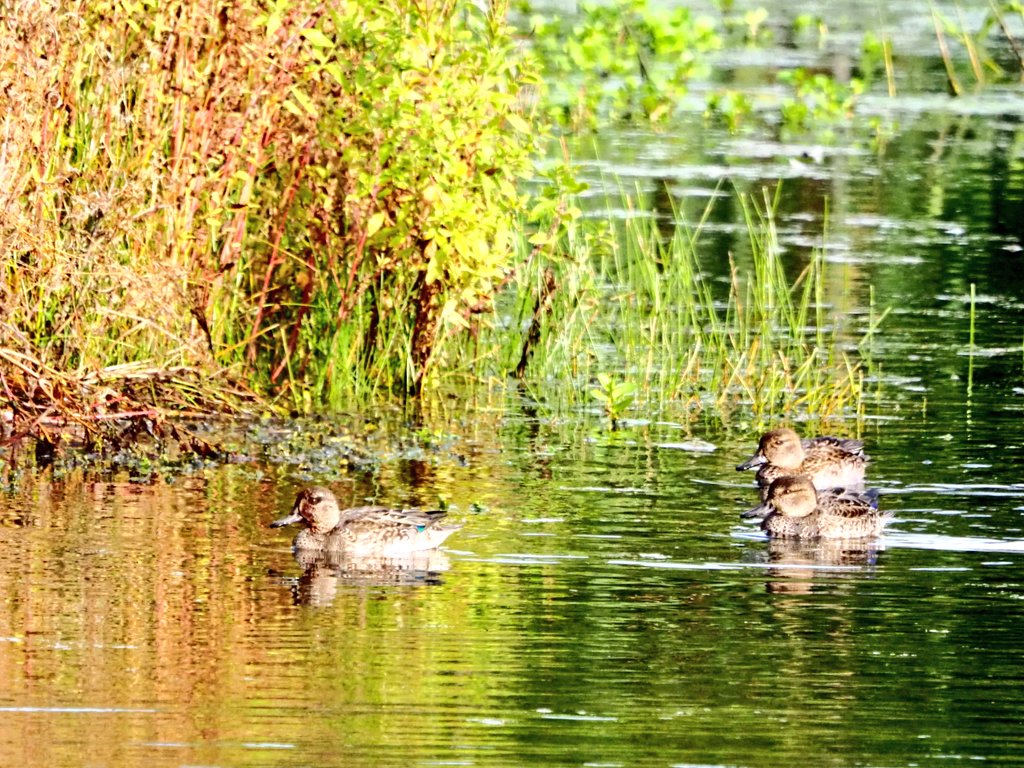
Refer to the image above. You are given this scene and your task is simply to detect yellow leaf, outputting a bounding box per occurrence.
[505,112,532,134]
[324,62,344,87]
[441,298,470,329]
[289,86,318,118]
[265,11,282,39]
[301,28,334,48]
[366,212,386,238]
[424,239,442,283]
[422,184,441,204]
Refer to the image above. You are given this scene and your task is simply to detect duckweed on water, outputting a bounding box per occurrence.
[0,414,472,489]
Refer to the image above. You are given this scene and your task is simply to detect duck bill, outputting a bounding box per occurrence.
[741,502,771,519]
[735,454,766,471]
[269,510,303,529]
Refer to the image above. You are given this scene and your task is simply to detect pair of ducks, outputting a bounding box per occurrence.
[737,427,889,539]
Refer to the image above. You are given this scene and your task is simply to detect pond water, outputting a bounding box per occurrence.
[2,3,1024,767]
[3,406,1024,767]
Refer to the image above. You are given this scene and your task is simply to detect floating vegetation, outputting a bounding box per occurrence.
[0,342,248,468]
[0,407,473,488]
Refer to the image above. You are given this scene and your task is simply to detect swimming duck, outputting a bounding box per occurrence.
[270,487,461,556]
[736,427,868,498]
[742,475,889,539]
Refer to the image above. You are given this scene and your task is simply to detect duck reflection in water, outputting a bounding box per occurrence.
[757,537,886,595]
[270,486,461,605]
[284,549,453,606]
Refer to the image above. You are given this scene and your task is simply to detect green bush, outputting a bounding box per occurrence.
[0,0,539,416]
[246,0,541,400]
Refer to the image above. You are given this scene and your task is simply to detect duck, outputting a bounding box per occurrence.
[742,475,889,539]
[736,427,868,498]
[270,486,461,556]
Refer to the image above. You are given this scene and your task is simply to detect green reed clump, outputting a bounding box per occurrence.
[468,184,869,428]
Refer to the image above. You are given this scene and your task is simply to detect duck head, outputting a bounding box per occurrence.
[736,427,805,471]
[742,474,818,519]
[270,486,342,534]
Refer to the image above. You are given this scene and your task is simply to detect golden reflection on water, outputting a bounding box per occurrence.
[0,411,1024,767]
[0,465,531,766]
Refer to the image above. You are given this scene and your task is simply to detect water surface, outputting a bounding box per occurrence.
[2,398,1024,767]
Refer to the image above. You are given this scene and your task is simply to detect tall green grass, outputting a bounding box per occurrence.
[462,184,869,428]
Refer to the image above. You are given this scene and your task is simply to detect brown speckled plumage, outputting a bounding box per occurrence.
[737,428,868,499]
[743,475,889,539]
[270,487,461,556]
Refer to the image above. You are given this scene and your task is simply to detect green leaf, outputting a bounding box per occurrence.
[301,28,334,48]
[505,113,532,134]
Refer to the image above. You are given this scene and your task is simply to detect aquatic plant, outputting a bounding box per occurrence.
[968,282,976,398]
[861,31,897,96]
[778,69,864,130]
[930,1,1024,93]
[523,1,882,136]
[466,184,870,428]
[704,89,754,132]
[526,0,721,128]
[590,373,638,430]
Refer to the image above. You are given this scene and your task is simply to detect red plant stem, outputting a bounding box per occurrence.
[247,144,309,363]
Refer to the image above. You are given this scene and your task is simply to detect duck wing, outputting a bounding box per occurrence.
[816,487,890,539]
[330,506,461,554]
[817,487,880,517]
[803,436,867,457]
[338,505,449,529]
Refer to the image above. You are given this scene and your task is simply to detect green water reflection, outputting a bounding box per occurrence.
[1,399,1024,767]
